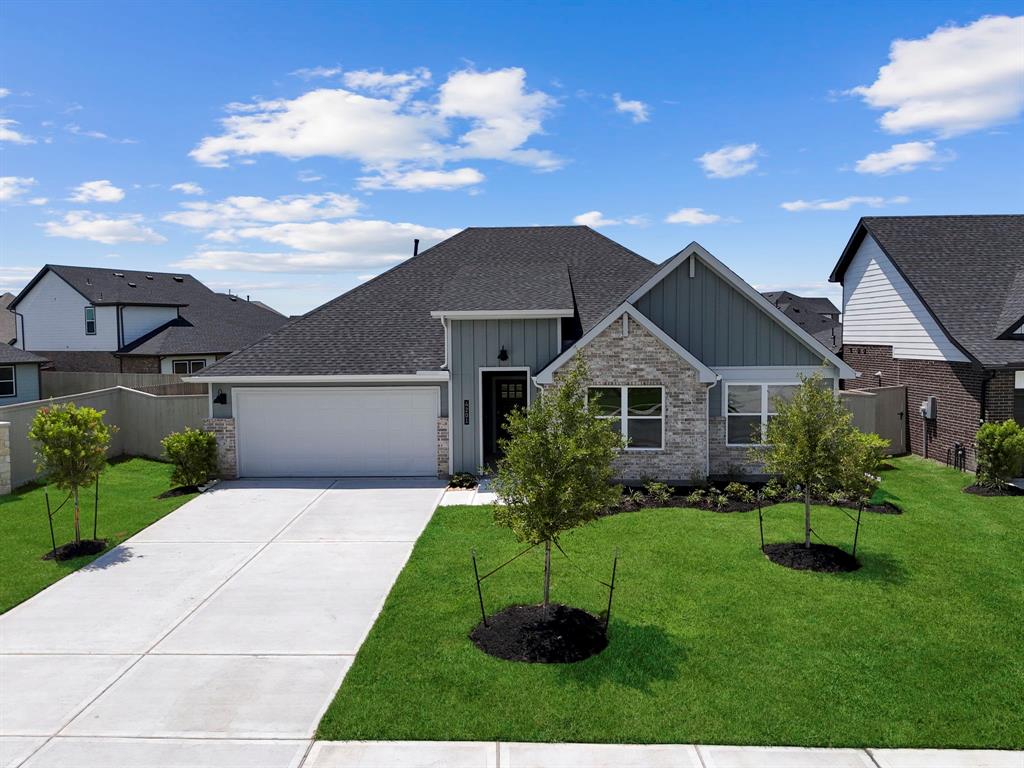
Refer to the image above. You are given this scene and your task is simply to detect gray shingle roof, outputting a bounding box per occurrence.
[436,261,574,313]
[12,265,206,307]
[0,345,48,365]
[761,291,842,352]
[831,215,1024,367]
[195,226,657,377]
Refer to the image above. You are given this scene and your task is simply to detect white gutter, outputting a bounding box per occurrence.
[183,372,450,384]
[429,309,574,320]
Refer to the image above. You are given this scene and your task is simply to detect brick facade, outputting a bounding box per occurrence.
[119,355,161,374]
[841,344,1017,470]
[437,417,449,478]
[708,417,763,476]
[203,417,237,479]
[556,316,710,483]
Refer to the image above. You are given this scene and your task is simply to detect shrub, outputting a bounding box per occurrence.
[449,472,478,489]
[685,488,707,507]
[975,420,1024,488]
[724,481,755,504]
[760,478,786,502]
[28,403,116,545]
[836,431,889,504]
[161,428,218,489]
[643,480,673,506]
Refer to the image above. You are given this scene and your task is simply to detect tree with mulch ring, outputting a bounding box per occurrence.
[966,420,1024,497]
[751,372,889,573]
[482,355,623,662]
[159,427,218,498]
[28,402,117,561]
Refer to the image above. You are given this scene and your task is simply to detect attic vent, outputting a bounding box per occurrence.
[85,278,92,285]
[145,274,154,280]
[128,281,137,288]
[172,276,184,282]
[113,272,125,278]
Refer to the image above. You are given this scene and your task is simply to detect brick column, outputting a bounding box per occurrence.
[437,417,450,478]
[0,422,11,496]
[203,417,237,479]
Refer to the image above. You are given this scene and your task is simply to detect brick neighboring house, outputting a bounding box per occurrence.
[829,215,1024,471]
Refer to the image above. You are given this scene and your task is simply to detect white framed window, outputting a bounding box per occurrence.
[725,382,801,446]
[0,365,15,398]
[172,359,207,375]
[588,386,664,450]
[84,306,96,335]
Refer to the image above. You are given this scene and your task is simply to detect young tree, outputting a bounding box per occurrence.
[28,403,115,546]
[754,374,887,548]
[493,355,624,608]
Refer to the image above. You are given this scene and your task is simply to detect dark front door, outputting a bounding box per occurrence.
[482,371,528,468]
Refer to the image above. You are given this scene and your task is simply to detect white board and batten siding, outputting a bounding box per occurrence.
[842,234,969,362]
[121,305,178,345]
[14,270,119,351]
[234,387,439,477]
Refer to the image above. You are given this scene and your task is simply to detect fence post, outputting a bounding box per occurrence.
[0,422,11,496]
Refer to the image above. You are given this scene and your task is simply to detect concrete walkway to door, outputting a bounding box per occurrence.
[0,476,446,768]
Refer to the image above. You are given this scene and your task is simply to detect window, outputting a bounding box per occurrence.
[84,306,96,335]
[172,359,207,375]
[726,383,801,445]
[0,366,14,398]
[588,386,663,449]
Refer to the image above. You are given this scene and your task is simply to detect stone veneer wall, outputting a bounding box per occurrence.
[0,422,11,495]
[203,417,237,479]
[437,417,449,478]
[557,316,709,483]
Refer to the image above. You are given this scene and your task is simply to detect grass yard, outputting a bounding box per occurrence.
[0,457,197,613]
[318,456,1023,748]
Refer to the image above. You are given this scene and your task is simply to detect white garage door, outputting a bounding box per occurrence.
[235,387,440,477]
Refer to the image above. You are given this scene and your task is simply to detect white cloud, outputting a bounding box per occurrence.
[291,65,343,80]
[0,118,34,144]
[69,179,125,203]
[854,140,954,174]
[696,143,759,178]
[0,88,9,99]
[43,212,166,244]
[573,211,619,227]
[851,15,1024,137]
[65,123,137,144]
[0,266,40,294]
[0,176,37,202]
[174,220,460,273]
[612,93,650,123]
[780,195,910,212]
[297,169,323,182]
[170,181,205,195]
[28,197,48,205]
[191,67,561,182]
[359,166,484,191]
[664,207,725,225]
[163,192,361,230]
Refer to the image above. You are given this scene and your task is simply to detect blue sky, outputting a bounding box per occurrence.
[2,1,1022,315]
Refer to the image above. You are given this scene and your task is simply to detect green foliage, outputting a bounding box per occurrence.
[724,481,755,504]
[643,480,673,505]
[838,431,889,503]
[625,488,647,507]
[161,428,218,488]
[760,478,786,502]
[753,372,888,547]
[685,488,707,507]
[449,472,478,489]
[975,420,1024,488]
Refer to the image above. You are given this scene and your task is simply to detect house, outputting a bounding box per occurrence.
[9,265,288,374]
[0,345,47,404]
[190,226,854,481]
[761,291,842,352]
[830,215,1024,470]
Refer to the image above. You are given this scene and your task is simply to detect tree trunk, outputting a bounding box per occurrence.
[542,540,552,610]
[804,487,812,549]
[73,487,81,546]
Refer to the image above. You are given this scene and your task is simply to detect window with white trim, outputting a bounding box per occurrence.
[726,383,801,446]
[84,306,96,335]
[588,386,663,449]
[172,359,207,375]
[0,365,15,397]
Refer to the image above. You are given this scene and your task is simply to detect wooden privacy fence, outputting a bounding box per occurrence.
[41,371,207,398]
[840,385,907,455]
[0,386,207,490]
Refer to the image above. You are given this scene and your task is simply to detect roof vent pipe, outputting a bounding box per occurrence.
[413,238,420,257]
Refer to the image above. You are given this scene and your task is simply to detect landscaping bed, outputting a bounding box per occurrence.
[318,456,1023,748]
[0,457,198,613]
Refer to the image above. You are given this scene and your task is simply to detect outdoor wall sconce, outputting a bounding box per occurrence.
[497,345,509,362]
[213,389,228,405]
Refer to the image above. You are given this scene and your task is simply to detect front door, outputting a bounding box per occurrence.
[482,372,528,468]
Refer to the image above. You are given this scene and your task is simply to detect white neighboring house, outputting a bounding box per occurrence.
[10,265,287,374]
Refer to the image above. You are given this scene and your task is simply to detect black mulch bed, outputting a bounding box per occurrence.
[42,538,108,561]
[470,603,608,663]
[963,483,1024,497]
[829,499,903,515]
[762,542,860,573]
[156,485,200,499]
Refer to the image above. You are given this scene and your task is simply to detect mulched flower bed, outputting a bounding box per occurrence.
[470,603,608,663]
[42,538,108,561]
[963,483,1024,497]
[825,499,903,515]
[762,542,860,573]
[156,485,200,499]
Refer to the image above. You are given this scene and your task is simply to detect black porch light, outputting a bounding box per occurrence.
[497,345,509,362]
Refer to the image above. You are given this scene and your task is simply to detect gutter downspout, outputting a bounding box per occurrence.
[979,370,997,425]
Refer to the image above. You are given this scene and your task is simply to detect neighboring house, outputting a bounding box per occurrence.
[830,215,1024,471]
[761,291,842,352]
[0,346,47,405]
[9,266,288,374]
[0,292,16,344]
[191,226,854,481]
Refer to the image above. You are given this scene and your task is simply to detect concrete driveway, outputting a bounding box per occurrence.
[0,477,445,768]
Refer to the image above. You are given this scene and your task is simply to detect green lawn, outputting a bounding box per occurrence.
[0,457,197,613]
[318,456,1023,748]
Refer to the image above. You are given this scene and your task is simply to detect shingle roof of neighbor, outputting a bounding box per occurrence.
[830,215,1024,367]
[761,291,843,352]
[12,265,208,307]
[196,226,658,377]
[0,345,48,365]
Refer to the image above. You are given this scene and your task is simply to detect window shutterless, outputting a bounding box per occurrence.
[84,306,96,335]
[0,365,14,397]
[726,383,801,446]
[588,386,663,449]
